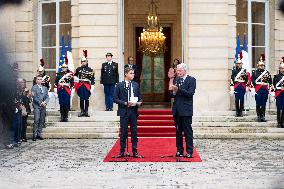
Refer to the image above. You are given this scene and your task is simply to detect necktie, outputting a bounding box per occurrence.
[39,86,43,93]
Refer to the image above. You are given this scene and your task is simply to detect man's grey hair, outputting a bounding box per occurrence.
[177,63,187,71]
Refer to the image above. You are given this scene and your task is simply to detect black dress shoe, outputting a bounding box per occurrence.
[78,111,84,117]
[84,112,90,117]
[133,152,143,158]
[36,136,44,140]
[22,138,27,142]
[176,152,183,157]
[32,138,36,141]
[117,152,125,158]
[185,153,193,158]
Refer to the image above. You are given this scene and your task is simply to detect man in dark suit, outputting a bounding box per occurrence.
[101,53,119,111]
[31,75,49,141]
[169,63,196,158]
[124,56,139,83]
[114,67,143,158]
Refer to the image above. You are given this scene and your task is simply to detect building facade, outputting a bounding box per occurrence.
[0,0,283,114]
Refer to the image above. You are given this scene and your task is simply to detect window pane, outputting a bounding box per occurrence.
[60,1,71,23]
[252,47,265,68]
[42,48,56,69]
[236,23,248,38]
[252,2,265,24]
[236,0,247,22]
[59,24,72,46]
[42,25,56,47]
[42,3,56,25]
[252,24,265,46]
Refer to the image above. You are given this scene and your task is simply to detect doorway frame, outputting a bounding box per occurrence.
[119,0,188,70]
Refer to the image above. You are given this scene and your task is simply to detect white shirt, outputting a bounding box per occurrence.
[37,84,43,93]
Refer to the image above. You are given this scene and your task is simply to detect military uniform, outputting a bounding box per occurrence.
[100,53,119,111]
[54,70,74,122]
[251,55,272,122]
[273,58,284,128]
[74,64,95,117]
[230,67,250,117]
[33,59,51,91]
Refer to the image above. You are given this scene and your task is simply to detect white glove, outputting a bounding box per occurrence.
[54,88,57,93]
[74,76,79,83]
[71,88,75,96]
[229,90,235,96]
[15,108,18,113]
[90,85,94,94]
[250,88,256,96]
[270,92,275,98]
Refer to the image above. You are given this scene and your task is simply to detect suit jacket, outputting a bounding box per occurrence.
[124,64,139,82]
[32,84,49,109]
[169,75,196,117]
[113,81,142,117]
[100,61,119,85]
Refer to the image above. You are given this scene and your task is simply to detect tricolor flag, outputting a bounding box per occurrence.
[58,34,66,72]
[66,32,74,73]
[242,34,250,72]
[234,34,241,64]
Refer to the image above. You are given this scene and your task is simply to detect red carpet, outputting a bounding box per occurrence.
[134,109,176,137]
[104,138,202,162]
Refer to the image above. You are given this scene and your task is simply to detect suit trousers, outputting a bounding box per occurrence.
[103,84,115,109]
[173,115,193,155]
[33,107,46,137]
[119,108,138,153]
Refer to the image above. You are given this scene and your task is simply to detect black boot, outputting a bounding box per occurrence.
[256,105,261,122]
[240,101,244,117]
[64,107,69,122]
[261,106,267,122]
[277,109,281,128]
[60,106,64,122]
[85,100,90,117]
[235,101,240,117]
[79,100,85,117]
[281,110,284,128]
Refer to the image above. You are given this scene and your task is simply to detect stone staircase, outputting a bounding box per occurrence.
[26,109,284,139]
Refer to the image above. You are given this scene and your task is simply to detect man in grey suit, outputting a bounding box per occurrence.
[32,75,49,141]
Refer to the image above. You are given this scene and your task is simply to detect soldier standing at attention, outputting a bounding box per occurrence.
[54,57,74,122]
[74,50,95,117]
[251,54,272,122]
[101,53,119,111]
[230,52,251,117]
[272,57,284,128]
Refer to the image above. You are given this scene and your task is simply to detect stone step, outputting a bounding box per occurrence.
[28,115,277,123]
[26,133,118,139]
[27,126,119,133]
[25,131,284,139]
[44,110,117,116]
[27,120,277,128]
[28,115,120,122]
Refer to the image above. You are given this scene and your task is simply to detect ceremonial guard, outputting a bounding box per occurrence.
[272,57,284,128]
[230,52,251,117]
[54,57,74,122]
[101,53,119,111]
[124,56,139,83]
[74,50,95,117]
[33,59,51,91]
[251,54,272,122]
[113,67,143,158]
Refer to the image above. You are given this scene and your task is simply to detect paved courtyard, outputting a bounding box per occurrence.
[0,139,283,189]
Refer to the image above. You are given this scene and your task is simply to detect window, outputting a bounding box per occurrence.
[236,0,269,69]
[38,0,71,85]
